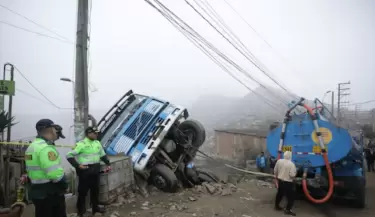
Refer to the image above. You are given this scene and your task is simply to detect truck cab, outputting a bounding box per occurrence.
[97,90,207,192]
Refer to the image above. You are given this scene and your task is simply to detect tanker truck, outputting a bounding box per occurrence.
[267,98,366,208]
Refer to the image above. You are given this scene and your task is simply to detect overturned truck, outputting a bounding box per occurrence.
[97,90,218,193]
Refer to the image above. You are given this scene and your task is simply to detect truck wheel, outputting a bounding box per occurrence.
[197,169,220,183]
[150,164,178,193]
[353,186,365,208]
[178,119,206,155]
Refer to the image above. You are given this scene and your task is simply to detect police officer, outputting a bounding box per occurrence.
[25,119,68,217]
[66,127,111,217]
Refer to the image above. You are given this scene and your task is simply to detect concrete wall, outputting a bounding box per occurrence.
[214,131,267,165]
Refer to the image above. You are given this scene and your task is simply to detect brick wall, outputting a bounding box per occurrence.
[214,130,267,165]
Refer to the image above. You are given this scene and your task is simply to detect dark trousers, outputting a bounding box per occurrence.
[275,179,295,211]
[33,195,66,217]
[367,159,375,172]
[77,173,100,215]
[258,168,265,173]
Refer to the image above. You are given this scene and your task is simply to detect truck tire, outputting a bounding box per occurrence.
[178,119,206,156]
[150,164,178,193]
[353,185,365,208]
[197,169,220,183]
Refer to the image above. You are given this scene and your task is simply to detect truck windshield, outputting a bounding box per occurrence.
[100,94,147,148]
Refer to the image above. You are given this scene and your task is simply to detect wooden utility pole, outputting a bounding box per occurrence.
[74,0,89,142]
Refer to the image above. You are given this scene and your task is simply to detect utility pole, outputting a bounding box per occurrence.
[331,91,335,118]
[74,0,89,142]
[337,81,350,124]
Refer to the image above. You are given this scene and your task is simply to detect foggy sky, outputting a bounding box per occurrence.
[0,0,374,142]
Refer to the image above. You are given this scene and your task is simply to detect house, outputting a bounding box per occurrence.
[213,129,268,165]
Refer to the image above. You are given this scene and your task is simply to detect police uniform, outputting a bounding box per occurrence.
[25,119,67,217]
[66,127,110,216]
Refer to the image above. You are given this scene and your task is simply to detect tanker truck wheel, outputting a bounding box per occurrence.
[353,185,365,208]
[150,164,178,193]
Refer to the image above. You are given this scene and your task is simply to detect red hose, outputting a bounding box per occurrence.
[302,152,334,203]
[301,103,335,203]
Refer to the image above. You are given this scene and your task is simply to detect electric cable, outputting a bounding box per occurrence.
[145,0,285,114]
[199,0,299,101]
[185,0,297,101]
[154,0,288,109]
[13,66,73,110]
[0,4,73,43]
[221,0,315,98]
[191,0,295,108]
[0,20,73,45]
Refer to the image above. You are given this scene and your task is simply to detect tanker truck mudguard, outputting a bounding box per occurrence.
[267,98,366,208]
[96,90,212,192]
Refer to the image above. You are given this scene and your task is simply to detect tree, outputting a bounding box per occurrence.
[0,111,16,206]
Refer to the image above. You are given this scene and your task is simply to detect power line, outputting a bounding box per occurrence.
[185,0,296,101]
[0,4,73,43]
[192,0,298,109]
[349,100,375,106]
[145,0,285,115]
[221,0,309,93]
[16,88,54,105]
[13,66,72,110]
[0,20,73,45]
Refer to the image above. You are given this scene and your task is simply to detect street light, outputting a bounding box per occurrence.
[322,90,331,102]
[60,77,74,83]
[322,90,335,118]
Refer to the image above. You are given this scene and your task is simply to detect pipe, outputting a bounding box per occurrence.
[301,103,334,203]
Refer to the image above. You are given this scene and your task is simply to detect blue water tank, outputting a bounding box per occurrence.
[267,114,356,168]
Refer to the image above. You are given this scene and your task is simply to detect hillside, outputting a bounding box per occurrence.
[189,86,294,132]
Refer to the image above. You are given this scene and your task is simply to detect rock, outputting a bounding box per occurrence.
[240,195,258,201]
[221,185,232,196]
[141,206,150,210]
[203,183,216,194]
[110,203,122,208]
[169,205,177,211]
[118,195,127,204]
[188,196,197,202]
[256,180,273,188]
[94,213,103,216]
[67,213,78,217]
[130,211,137,216]
[242,215,252,217]
[110,211,121,217]
[142,201,150,207]
[227,183,237,192]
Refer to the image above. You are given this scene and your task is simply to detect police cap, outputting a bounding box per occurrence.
[55,124,66,139]
[85,126,100,135]
[36,119,58,132]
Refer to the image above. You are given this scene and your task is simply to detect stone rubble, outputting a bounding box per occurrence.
[66,176,274,216]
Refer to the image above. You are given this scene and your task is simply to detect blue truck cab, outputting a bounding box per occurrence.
[97,90,206,192]
[267,98,366,208]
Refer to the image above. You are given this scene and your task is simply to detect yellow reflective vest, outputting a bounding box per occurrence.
[66,137,106,165]
[25,138,65,184]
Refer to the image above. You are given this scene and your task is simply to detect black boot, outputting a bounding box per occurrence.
[93,206,106,215]
[284,209,296,216]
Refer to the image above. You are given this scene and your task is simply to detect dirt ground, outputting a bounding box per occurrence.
[20,158,375,217]
[103,171,375,217]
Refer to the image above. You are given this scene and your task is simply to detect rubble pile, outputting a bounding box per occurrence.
[194,182,237,196]
[67,175,275,216]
